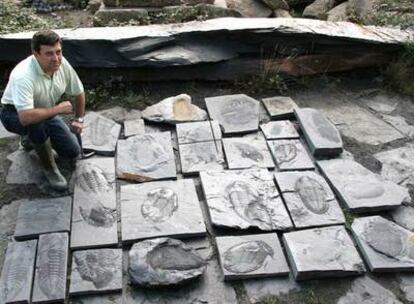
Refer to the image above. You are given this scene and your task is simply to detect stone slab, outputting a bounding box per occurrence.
[200,169,293,231]
[317,158,408,212]
[82,112,121,155]
[69,294,122,304]
[337,276,403,304]
[390,204,414,231]
[116,132,177,182]
[32,233,69,303]
[294,107,343,157]
[98,106,142,122]
[179,141,225,174]
[374,144,414,186]
[176,120,222,144]
[222,135,275,169]
[0,240,37,304]
[6,149,43,185]
[205,94,260,134]
[70,249,122,296]
[274,171,345,228]
[121,179,206,243]
[124,118,145,137]
[267,139,314,171]
[282,225,365,280]
[261,96,298,119]
[399,274,414,304]
[260,120,299,140]
[216,234,290,280]
[351,216,414,272]
[381,114,414,138]
[14,196,72,240]
[71,157,117,249]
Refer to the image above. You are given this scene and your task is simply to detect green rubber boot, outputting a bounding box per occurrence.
[20,134,33,151]
[33,138,68,191]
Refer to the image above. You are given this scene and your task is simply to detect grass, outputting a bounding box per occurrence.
[371,0,414,28]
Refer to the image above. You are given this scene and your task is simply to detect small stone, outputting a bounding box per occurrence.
[261,96,298,119]
[124,119,145,138]
[260,120,299,140]
[268,139,315,171]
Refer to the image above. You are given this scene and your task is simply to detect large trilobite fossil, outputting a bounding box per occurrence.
[76,163,112,194]
[0,252,28,301]
[129,135,169,172]
[79,202,116,228]
[88,115,115,146]
[141,187,178,222]
[223,241,274,273]
[273,142,297,164]
[294,176,329,214]
[233,143,264,162]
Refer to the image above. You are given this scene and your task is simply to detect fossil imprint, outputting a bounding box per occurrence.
[79,202,116,228]
[294,176,329,214]
[0,251,28,301]
[233,143,264,162]
[141,187,178,222]
[87,115,116,147]
[220,99,256,125]
[128,135,170,172]
[273,142,297,164]
[76,163,112,194]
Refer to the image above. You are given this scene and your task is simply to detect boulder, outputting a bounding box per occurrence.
[93,7,149,26]
[158,4,241,22]
[103,0,180,7]
[226,0,273,17]
[261,0,289,10]
[346,0,375,23]
[303,0,336,19]
[327,2,349,22]
[273,9,292,17]
[87,0,102,13]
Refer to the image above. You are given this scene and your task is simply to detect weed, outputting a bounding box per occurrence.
[343,208,357,231]
[371,0,414,28]
[257,295,282,304]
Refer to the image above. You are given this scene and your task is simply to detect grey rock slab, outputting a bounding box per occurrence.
[70,249,122,296]
[351,216,414,272]
[282,225,365,280]
[374,144,414,186]
[222,135,275,169]
[200,169,293,231]
[399,274,414,303]
[268,139,315,171]
[14,196,72,240]
[260,120,299,140]
[121,179,206,243]
[97,106,142,122]
[382,114,414,138]
[82,112,121,155]
[69,294,122,304]
[294,107,343,157]
[116,132,176,182]
[317,158,408,212]
[142,94,207,124]
[128,237,206,287]
[176,120,222,144]
[124,118,145,137]
[71,157,117,249]
[274,171,345,228]
[216,234,289,280]
[390,204,414,231]
[0,240,37,304]
[337,276,403,304]
[205,94,260,134]
[6,149,43,185]
[367,100,398,114]
[179,141,225,174]
[261,96,298,119]
[32,233,69,303]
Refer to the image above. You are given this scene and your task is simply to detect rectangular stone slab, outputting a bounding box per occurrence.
[14,196,72,240]
[260,121,300,140]
[274,171,345,228]
[216,234,290,280]
[32,233,69,303]
[261,96,298,119]
[267,139,315,171]
[69,249,122,296]
[179,141,225,174]
[317,158,408,212]
[176,120,222,144]
[82,112,121,155]
[0,240,37,304]
[200,169,293,231]
[124,118,145,137]
[294,108,343,157]
[116,132,177,182]
[71,157,118,249]
[282,225,365,280]
[222,135,275,169]
[205,94,260,134]
[121,179,206,243]
[351,216,414,272]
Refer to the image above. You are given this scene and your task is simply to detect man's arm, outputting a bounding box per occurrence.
[70,92,86,134]
[18,101,73,126]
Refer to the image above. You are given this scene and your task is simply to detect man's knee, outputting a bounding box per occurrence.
[58,141,81,159]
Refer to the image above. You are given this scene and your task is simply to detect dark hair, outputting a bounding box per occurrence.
[31,30,62,53]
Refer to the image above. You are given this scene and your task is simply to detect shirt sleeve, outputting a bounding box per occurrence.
[64,58,84,96]
[12,78,34,111]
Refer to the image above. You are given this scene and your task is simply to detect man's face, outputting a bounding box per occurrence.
[34,42,62,75]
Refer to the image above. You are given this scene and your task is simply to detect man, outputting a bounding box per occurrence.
[1,30,85,191]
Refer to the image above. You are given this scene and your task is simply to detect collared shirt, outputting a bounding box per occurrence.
[1,55,84,111]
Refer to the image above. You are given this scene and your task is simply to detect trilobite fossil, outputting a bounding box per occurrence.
[181,126,212,143]
[89,116,115,146]
[147,244,205,271]
[220,99,255,125]
[76,163,111,194]
[79,202,116,228]
[130,135,169,172]
[223,241,274,273]
[233,143,264,162]
[141,187,178,222]
[273,142,297,164]
[0,253,28,301]
[295,176,329,214]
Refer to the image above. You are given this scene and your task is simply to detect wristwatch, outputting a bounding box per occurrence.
[75,116,84,123]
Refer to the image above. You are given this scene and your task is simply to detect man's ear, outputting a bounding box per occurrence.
[33,51,40,58]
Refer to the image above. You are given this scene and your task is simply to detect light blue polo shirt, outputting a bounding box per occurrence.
[1,55,84,111]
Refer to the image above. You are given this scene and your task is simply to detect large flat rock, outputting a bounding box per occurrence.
[0,240,37,304]
[274,171,345,228]
[121,179,206,243]
[176,120,222,144]
[200,169,293,231]
[268,139,315,171]
[179,141,225,174]
[261,96,298,119]
[216,234,289,280]
[260,120,299,140]
[282,225,365,280]
[351,216,414,272]
[317,158,408,212]
[71,157,118,249]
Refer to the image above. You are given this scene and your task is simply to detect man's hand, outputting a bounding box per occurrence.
[70,120,83,134]
[55,101,73,115]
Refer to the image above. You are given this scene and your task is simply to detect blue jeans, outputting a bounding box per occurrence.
[0,108,80,158]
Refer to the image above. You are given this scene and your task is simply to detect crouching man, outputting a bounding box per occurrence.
[0,30,85,191]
